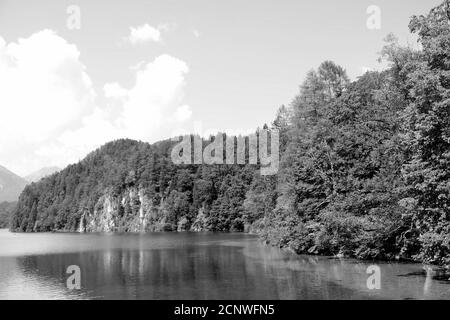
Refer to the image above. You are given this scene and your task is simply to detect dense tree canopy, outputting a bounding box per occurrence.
[0,201,16,228]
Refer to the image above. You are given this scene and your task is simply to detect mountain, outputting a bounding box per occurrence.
[11,138,257,233]
[24,166,60,183]
[0,165,27,202]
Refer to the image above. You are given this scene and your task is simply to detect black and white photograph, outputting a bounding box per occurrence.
[0,0,450,312]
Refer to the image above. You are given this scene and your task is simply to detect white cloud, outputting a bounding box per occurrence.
[174,105,192,122]
[51,54,192,166]
[0,31,192,176]
[35,107,121,168]
[119,54,191,140]
[103,82,127,99]
[0,30,96,175]
[0,30,95,140]
[127,24,163,45]
[192,29,201,38]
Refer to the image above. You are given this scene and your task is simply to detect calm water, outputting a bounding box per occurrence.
[0,229,450,300]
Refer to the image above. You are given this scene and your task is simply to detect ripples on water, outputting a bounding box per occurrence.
[0,229,449,300]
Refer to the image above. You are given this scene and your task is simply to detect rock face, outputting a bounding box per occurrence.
[79,187,149,233]
[78,187,198,233]
[190,208,209,232]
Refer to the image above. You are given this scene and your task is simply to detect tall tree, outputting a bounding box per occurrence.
[400,1,450,264]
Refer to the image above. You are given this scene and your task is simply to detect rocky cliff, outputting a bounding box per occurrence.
[78,186,208,233]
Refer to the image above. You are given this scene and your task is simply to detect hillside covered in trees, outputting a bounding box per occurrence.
[0,201,16,228]
[11,2,450,265]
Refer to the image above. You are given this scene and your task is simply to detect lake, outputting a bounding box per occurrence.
[0,229,449,300]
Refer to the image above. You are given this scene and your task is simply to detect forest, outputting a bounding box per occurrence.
[0,201,16,228]
[10,2,450,265]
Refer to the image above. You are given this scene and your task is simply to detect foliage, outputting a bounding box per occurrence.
[0,201,16,228]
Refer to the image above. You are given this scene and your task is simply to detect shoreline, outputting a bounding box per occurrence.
[3,228,449,272]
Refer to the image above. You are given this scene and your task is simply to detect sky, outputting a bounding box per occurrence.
[0,0,443,176]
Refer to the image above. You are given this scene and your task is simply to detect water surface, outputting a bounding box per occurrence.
[0,229,449,300]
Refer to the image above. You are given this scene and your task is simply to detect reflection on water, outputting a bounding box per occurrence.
[0,229,450,300]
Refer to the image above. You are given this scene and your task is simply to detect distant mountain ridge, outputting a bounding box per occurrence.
[25,166,60,183]
[0,165,27,202]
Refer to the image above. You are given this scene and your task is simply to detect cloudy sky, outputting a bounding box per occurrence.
[0,0,442,176]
